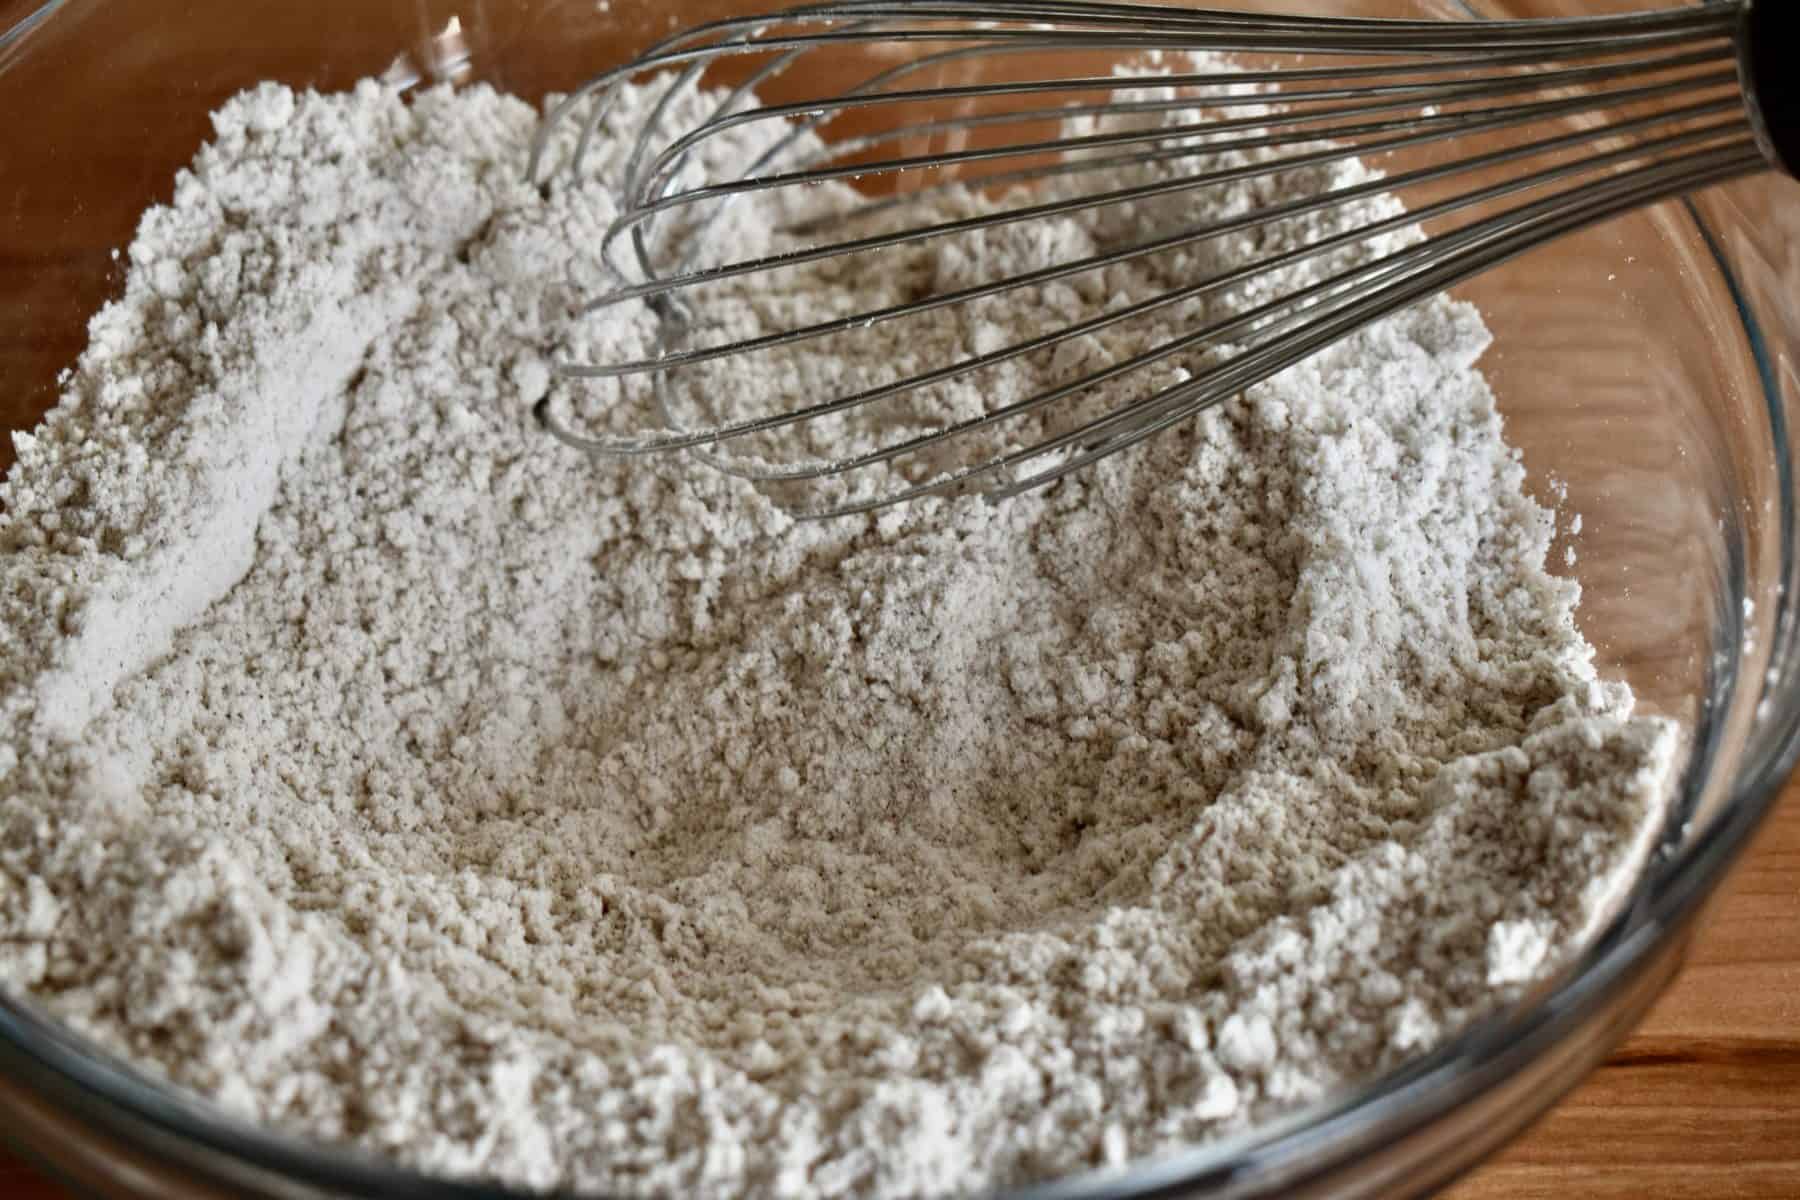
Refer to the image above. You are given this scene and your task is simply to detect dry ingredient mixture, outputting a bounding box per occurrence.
[0,73,1678,1197]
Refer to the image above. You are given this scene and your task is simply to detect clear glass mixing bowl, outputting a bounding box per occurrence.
[0,0,1795,1196]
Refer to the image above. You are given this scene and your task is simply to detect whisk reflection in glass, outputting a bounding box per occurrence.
[527,0,1795,517]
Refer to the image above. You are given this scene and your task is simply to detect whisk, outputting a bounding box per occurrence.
[527,0,1795,518]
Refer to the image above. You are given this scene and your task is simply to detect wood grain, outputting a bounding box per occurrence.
[1442,786,1800,1200]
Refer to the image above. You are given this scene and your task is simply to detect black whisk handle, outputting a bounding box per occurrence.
[1741,0,1799,177]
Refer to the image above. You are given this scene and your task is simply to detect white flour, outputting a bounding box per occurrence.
[0,75,1677,1197]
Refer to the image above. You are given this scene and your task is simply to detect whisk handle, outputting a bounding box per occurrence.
[1741,0,1799,178]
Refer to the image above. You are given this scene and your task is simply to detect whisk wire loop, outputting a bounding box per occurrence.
[530,0,1787,517]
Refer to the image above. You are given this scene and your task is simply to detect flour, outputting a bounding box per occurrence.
[0,72,1677,1198]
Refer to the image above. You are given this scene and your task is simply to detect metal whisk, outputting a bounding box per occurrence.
[527,0,1795,518]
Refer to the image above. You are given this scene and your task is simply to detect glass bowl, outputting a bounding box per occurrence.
[0,0,1795,1196]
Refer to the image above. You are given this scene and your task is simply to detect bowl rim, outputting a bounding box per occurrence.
[0,0,1794,1196]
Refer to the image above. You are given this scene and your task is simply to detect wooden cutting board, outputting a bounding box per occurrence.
[0,784,1794,1197]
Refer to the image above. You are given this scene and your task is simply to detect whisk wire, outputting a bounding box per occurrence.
[568,78,1743,371]
[684,113,1756,490]
[985,141,1766,506]
[530,0,1785,516]
[626,55,1737,235]
[760,138,1758,516]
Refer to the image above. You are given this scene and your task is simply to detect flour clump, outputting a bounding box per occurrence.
[0,72,1677,1197]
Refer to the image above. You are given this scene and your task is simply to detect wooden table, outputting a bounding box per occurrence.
[1446,786,1800,1200]
[0,784,1793,1196]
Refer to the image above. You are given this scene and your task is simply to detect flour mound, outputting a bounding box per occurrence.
[0,78,1676,1197]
